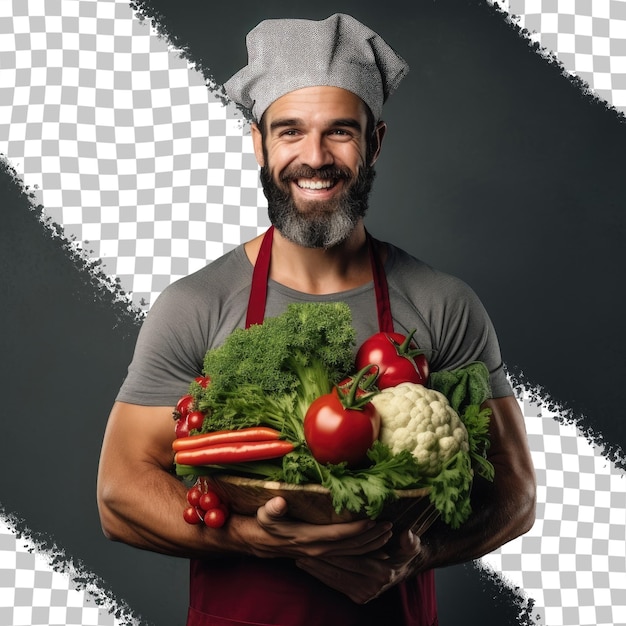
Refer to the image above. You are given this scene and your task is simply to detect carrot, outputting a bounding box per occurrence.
[174,439,295,466]
[172,426,282,452]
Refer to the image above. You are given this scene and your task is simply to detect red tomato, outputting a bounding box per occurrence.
[195,376,210,388]
[198,491,222,512]
[174,415,190,438]
[186,486,203,507]
[203,507,227,528]
[355,331,429,389]
[303,388,380,467]
[182,506,203,525]
[186,410,205,431]
[175,394,195,419]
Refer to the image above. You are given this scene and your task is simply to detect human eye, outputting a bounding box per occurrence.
[278,128,301,138]
[328,126,358,140]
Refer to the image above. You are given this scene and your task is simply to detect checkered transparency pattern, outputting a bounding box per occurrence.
[0,517,137,626]
[480,388,626,626]
[1,2,626,626]
[490,0,626,112]
[0,0,268,312]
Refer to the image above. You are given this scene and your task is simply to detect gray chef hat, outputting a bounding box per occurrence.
[224,13,409,122]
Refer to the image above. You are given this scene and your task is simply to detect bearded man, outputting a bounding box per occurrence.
[97,14,536,626]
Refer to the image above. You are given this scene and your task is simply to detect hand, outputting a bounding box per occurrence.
[247,496,393,560]
[295,527,427,604]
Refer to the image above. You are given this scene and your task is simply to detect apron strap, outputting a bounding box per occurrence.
[245,225,274,329]
[367,231,394,333]
[246,226,393,333]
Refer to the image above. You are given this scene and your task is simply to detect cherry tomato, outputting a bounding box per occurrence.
[174,394,196,437]
[175,394,195,419]
[195,376,210,388]
[355,331,429,389]
[203,507,227,528]
[198,491,221,512]
[174,415,190,438]
[182,506,203,525]
[303,387,380,467]
[186,410,205,431]
[186,486,203,507]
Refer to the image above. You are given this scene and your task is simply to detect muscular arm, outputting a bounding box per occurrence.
[96,401,392,560]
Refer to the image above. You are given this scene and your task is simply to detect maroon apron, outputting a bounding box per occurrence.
[187,226,438,626]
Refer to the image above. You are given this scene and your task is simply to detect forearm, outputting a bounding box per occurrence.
[98,465,393,563]
[97,402,260,559]
[418,470,535,571]
[97,452,258,559]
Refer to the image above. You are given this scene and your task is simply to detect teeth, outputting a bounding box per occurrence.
[297,179,334,190]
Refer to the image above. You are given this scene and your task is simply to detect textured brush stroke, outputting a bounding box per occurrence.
[481,0,626,473]
[489,0,626,119]
[1,507,140,626]
[481,376,626,625]
[508,366,626,470]
[0,159,145,326]
[126,1,235,112]
[0,157,144,626]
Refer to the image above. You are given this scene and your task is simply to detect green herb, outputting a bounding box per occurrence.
[321,443,425,518]
[430,361,496,484]
[460,403,494,481]
[189,302,355,442]
[429,361,492,412]
[423,450,473,529]
[199,301,354,406]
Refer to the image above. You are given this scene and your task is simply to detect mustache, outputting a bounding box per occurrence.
[279,165,353,183]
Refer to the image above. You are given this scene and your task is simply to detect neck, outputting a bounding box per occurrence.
[245,223,374,295]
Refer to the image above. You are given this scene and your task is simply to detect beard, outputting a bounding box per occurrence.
[260,162,376,249]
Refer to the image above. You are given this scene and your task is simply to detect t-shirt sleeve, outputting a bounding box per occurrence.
[115,279,209,406]
[428,275,512,399]
[386,249,512,399]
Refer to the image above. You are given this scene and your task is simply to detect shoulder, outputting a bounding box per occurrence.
[385,243,481,309]
[381,242,511,396]
[146,245,252,330]
[139,244,253,354]
[161,245,251,303]
[116,246,254,405]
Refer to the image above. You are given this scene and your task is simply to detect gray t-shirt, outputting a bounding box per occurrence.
[116,242,512,405]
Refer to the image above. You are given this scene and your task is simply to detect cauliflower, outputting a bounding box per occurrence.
[371,382,469,477]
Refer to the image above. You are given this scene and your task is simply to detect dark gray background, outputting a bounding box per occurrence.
[1,0,625,624]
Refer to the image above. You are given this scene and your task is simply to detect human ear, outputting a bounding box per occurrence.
[250,122,265,167]
[369,121,387,166]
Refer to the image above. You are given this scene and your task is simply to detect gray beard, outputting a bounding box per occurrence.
[260,165,376,249]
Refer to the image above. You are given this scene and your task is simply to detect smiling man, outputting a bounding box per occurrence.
[97,14,536,626]
[254,85,382,249]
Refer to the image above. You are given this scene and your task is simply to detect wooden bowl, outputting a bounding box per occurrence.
[200,475,439,537]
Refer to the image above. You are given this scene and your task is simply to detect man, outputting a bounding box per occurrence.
[97,14,536,626]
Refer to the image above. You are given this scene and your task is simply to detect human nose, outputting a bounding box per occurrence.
[299,133,333,169]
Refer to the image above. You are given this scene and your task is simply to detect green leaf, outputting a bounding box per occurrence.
[316,442,427,519]
[460,404,495,481]
[424,450,474,528]
[429,361,492,412]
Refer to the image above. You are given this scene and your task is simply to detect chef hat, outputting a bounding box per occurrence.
[224,13,409,122]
